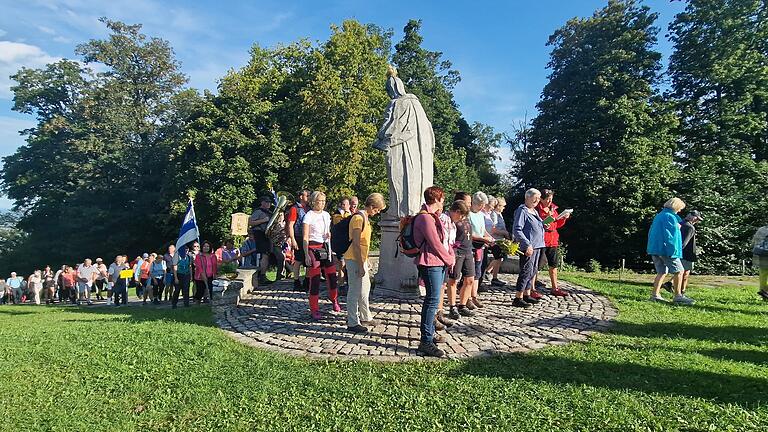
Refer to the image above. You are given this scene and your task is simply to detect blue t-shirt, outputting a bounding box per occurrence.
[6,277,22,289]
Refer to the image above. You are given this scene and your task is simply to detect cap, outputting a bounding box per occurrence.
[142,253,149,258]
[688,210,703,220]
[96,258,103,262]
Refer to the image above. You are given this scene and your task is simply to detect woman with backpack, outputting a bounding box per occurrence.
[303,191,340,320]
[413,186,455,358]
[344,193,386,333]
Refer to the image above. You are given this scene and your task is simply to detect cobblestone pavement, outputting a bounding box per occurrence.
[215,274,617,361]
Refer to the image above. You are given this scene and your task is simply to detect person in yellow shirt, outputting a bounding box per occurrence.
[345,193,386,333]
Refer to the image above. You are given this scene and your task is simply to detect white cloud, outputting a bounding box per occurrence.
[37,25,56,35]
[53,35,72,43]
[0,41,59,99]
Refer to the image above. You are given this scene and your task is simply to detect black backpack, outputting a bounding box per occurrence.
[331,211,365,256]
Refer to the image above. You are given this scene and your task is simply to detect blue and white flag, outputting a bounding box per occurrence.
[175,199,200,256]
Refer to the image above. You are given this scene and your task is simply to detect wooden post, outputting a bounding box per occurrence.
[620,259,625,282]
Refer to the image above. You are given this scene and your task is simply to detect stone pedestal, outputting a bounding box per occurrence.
[374,214,419,299]
[233,268,258,306]
[500,255,520,274]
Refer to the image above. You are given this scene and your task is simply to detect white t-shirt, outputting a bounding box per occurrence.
[302,210,331,244]
[77,264,97,285]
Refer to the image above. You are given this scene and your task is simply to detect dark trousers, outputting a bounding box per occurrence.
[151,277,165,301]
[113,282,128,305]
[516,248,542,293]
[194,277,213,301]
[173,273,191,306]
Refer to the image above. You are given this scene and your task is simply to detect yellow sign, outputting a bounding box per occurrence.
[119,269,134,279]
[231,212,249,236]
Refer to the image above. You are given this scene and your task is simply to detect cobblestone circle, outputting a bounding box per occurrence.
[215,274,617,361]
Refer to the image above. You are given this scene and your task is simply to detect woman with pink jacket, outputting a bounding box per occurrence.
[413,186,455,358]
[194,241,218,303]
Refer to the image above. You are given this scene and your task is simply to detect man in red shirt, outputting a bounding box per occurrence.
[534,189,571,297]
[285,189,310,291]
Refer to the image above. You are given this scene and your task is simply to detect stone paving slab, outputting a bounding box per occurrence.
[215,274,617,361]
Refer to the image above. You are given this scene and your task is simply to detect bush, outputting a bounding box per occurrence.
[586,259,602,273]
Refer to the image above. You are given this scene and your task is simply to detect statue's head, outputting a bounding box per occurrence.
[386,65,407,98]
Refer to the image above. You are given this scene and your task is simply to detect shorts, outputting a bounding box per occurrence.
[681,259,694,272]
[77,282,90,293]
[651,255,684,274]
[543,247,559,268]
[450,253,476,280]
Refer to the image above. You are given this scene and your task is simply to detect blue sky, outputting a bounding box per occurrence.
[0,0,685,208]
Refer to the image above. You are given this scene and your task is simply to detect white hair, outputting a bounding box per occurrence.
[472,191,489,207]
[525,188,541,199]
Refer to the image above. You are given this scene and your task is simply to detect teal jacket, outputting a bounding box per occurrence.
[647,208,683,258]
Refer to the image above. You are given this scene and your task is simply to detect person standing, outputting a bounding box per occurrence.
[110,255,130,306]
[752,224,768,300]
[679,211,703,294]
[194,241,217,304]
[512,188,546,308]
[345,193,386,333]
[163,245,177,302]
[302,191,340,320]
[333,197,352,291]
[172,248,192,308]
[53,265,65,302]
[150,254,166,305]
[647,198,694,305]
[94,258,108,302]
[61,267,76,304]
[464,192,493,310]
[27,270,43,305]
[42,266,55,305]
[250,196,275,286]
[445,200,473,319]
[534,189,571,297]
[413,186,455,357]
[285,190,310,291]
[76,259,98,305]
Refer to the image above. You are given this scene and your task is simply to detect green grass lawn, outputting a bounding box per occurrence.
[1,272,766,431]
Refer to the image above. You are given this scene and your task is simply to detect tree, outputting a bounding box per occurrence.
[517,0,678,267]
[668,0,768,273]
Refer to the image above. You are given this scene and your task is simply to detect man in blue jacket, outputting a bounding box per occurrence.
[647,198,694,305]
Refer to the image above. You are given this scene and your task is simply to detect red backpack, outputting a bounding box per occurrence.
[398,211,442,257]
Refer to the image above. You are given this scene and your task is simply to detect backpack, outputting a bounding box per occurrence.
[398,211,442,257]
[331,211,365,256]
[289,203,307,240]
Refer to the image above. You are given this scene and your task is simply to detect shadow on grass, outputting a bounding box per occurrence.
[57,303,216,327]
[0,308,38,316]
[455,352,768,407]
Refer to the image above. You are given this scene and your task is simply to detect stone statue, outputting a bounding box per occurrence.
[373,66,435,218]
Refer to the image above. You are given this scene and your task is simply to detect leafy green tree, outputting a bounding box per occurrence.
[668,0,768,273]
[517,0,678,267]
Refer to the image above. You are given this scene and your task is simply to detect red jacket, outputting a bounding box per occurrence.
[536,202,567,247]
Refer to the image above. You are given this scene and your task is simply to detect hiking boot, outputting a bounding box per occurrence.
[348,325,368,334]
[448,306,461,320]
[434,318,445,331]
[433,333,445,344]
[466,300,476,310]
[491,278,507,287]
[551,288,569,297]
[523,295,539,304]
[418,341,445,358]
[512,298,531,308]
[436,311,454,327]
[471,297,484,308]
[457,305,475,317]
[673,295,695,305]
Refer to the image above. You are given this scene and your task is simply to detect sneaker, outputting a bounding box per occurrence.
[417,341,445,357]
[433,333,445,344]
[471,297,484,308]
[293,279,302,291]
[436,311,454,327]
[457,305,475,317]
[448,306,461,320]
[311,310,322,320]
[491,278,507,287]
[434,318,445,331]
[332,301,342,313]
[529,290,543,300]
[512,298,531,308]
[523,295,539,304]
[662,281,673,293]
[348,325,368,334]
[551,288,569,297]
[673,295,695,305]
[650,295,668,303]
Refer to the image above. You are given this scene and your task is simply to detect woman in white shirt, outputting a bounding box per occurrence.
[303,191,340,320]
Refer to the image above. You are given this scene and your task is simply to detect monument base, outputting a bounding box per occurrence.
[374,214,420,299]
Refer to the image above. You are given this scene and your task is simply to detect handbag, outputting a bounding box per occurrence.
[312,244,330,262]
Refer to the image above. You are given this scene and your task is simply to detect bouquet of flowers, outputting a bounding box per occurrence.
[495,239,520,257]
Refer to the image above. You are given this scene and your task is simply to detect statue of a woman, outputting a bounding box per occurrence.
[373,66,435,218]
